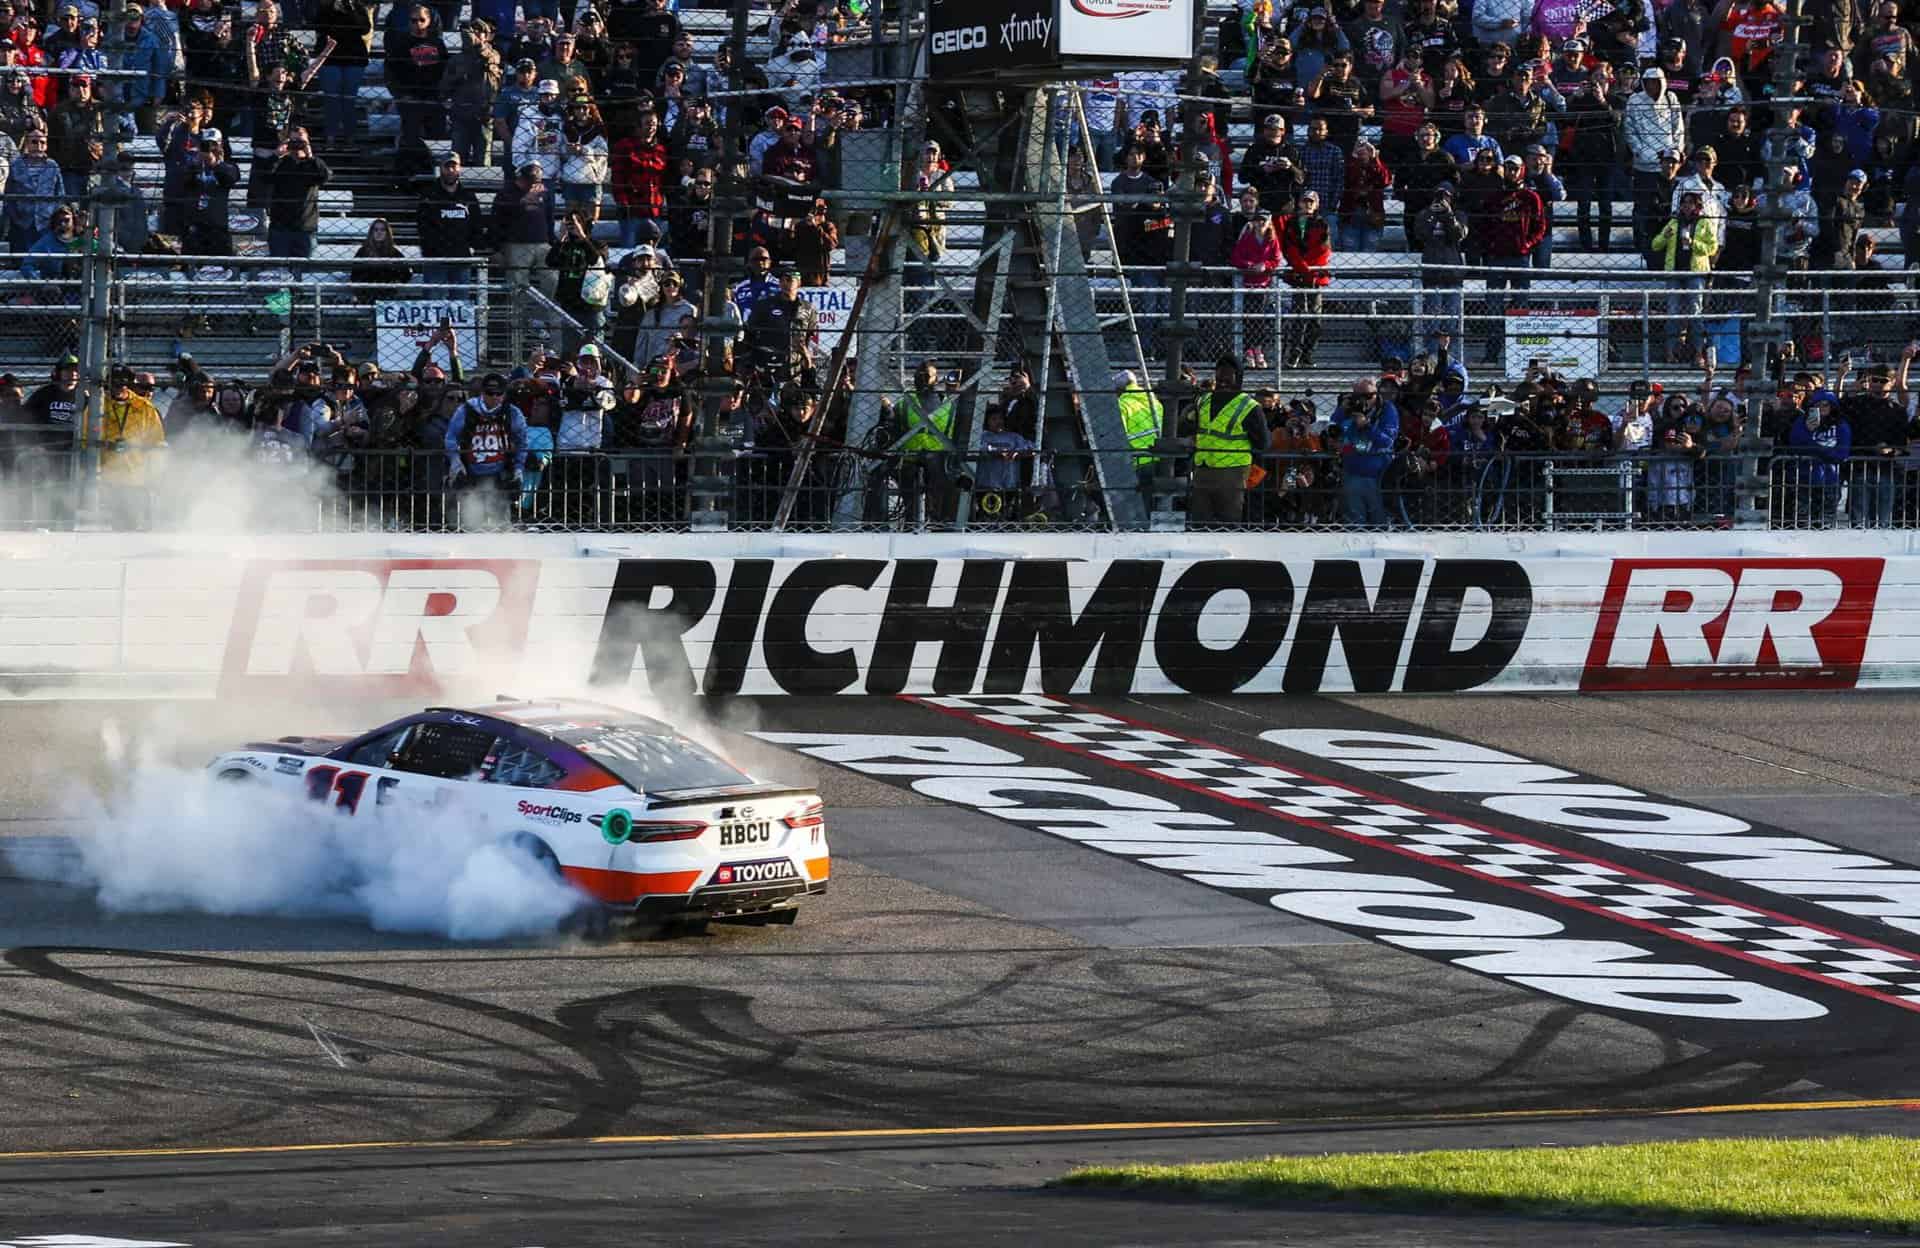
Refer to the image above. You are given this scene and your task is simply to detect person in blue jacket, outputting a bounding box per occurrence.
[1786,389,1850,527]
[19,205,81,282]
[1331,376,1400,526]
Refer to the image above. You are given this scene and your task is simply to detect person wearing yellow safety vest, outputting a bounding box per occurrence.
[98,365,167,531]
[1183,354,1268,525]
[884,359,960,523]
[1113,369,1163,501]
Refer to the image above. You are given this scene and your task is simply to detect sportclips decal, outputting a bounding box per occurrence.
[589,557,1535,696]
[759,705,1860,1027]
[1262,726,1920,950]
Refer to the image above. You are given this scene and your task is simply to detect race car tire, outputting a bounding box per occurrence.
[214,770,254,784]
[507,831,562,878]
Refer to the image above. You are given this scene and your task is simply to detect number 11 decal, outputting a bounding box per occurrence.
[305,766,372,814]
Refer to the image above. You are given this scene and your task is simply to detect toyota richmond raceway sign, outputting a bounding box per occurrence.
[1059,0,1194,60]
[8,553,1909,699]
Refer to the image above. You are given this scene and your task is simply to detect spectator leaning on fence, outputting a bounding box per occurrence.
[446,371,529,493]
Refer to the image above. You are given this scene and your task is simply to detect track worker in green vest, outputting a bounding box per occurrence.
[1185,354,1268,525]
[886,359,960,523]
[1115,368,1164,504]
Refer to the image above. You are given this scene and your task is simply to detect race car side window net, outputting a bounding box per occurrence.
[392,722,497,780]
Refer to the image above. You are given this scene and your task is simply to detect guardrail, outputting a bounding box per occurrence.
[6,442,1916,534]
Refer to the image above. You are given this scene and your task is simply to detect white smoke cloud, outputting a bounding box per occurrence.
[6,720,586,941]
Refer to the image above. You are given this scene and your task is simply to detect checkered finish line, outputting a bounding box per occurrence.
[910,694,1920,1013]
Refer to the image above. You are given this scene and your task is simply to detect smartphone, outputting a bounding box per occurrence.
[947,369,963,384]
[1705,344,1718,369]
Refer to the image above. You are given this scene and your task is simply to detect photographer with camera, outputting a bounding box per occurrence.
[1266,390,1325,525]
[1332,376,1399,526]
[745,263,819,389]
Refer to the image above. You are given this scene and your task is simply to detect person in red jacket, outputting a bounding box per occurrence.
[1279,189,1333,369]
[610,109,670,248]
[1477,154,1545,364]
[1231,207,1283,370]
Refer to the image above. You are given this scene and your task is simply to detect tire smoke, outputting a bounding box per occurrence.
[7,721,586,941]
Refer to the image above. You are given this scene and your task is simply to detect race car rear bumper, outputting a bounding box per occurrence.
[627,878,827,922]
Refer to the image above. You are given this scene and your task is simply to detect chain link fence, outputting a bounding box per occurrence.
[5,1,1919,533]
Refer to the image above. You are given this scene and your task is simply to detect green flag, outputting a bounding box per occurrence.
[265,289,292,316]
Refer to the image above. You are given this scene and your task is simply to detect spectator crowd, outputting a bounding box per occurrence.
[0,0,1913,532]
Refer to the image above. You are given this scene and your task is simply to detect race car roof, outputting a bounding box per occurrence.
[444,698,676,736]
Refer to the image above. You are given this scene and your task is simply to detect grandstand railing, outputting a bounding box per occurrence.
[8,444,1917,534]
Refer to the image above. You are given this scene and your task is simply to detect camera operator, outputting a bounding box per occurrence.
[1267,392,1325,525]
[744,262,819,390]
[1332,377,1400,526]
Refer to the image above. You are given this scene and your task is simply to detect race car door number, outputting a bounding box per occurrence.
[717,820,773,847]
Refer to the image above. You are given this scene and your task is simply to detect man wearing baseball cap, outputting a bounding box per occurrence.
[491,159,556,302]
[417,150,485,293]
[1813,167,1869,272]
[1477,155,1546,364]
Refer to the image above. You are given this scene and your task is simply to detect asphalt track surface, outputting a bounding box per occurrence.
[0,692,1917,1245]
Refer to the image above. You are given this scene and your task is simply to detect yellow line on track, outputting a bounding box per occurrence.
[1,1098,1914,1164]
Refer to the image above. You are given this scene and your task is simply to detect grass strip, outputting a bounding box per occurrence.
[1058,1135,1920,1232]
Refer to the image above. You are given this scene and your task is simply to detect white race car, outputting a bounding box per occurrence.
[206,698,830,930]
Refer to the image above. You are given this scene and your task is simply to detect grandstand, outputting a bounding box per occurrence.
[0,0,1914,535]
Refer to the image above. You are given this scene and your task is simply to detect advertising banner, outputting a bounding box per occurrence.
[0,552,1909,700]
[1503,307,1602,380]
[1057,0,1194,60]
[927,0,1057,76]
[374,300,480,374]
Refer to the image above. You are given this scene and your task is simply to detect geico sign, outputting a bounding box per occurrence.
[931,25,987,53]
[1581,558,1884,691]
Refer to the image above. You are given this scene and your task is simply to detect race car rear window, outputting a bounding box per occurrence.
[558,726,751,793]
[485,740,567,789]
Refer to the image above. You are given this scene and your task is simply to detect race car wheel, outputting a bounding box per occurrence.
[507,832,562,878]
[214,770,254,784]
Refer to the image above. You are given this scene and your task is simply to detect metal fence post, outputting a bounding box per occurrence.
[509,283,525,367]
[1639,290,1651,376]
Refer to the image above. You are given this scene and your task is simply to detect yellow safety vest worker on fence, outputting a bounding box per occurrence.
[1115,372,1163,468]
[1193,391,1258,468]
[1186,355,1267,526]
[899,389,956,453]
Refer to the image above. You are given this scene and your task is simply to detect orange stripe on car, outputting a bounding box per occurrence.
[561,865,702,902]
[804,857,830,882]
